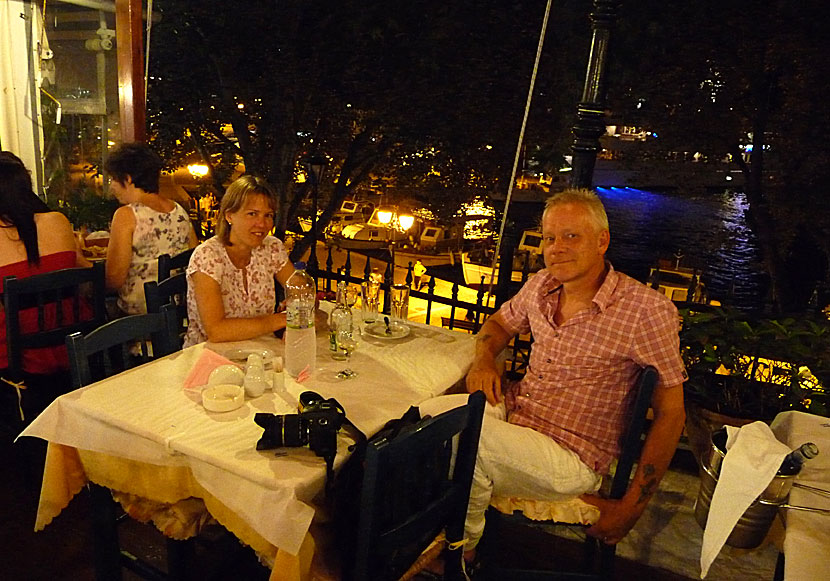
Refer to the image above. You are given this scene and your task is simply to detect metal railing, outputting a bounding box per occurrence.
[307,244,532,376]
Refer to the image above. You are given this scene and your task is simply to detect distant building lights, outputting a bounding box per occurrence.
[725,175,733,181]
[237,103,244,110]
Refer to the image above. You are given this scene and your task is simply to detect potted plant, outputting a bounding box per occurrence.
[679,305,830,463]
[47,183,119,233]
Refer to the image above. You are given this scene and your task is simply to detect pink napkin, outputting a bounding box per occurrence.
[182,348,236,390]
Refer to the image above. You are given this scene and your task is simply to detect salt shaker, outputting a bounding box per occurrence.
[244,354,269,397]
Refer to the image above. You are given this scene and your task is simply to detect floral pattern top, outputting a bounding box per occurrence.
[184,235,289,347]
[118,202,192,315]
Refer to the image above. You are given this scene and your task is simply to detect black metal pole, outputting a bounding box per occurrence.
[570,0,620,189]
[306,153,325,274]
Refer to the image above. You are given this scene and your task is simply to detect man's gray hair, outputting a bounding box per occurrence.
[543,188,609,232]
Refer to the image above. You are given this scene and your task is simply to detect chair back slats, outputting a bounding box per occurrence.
[66,303,179,389]
[158,248,194,282]
[351,391,485,581]
[3,262,107,379]
[609,365,658,500]
[144,272,188,346]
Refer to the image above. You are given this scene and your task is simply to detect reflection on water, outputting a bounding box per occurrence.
[510,188,767,311]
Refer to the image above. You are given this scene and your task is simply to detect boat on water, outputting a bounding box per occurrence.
[648,253,708,303]
[298,199,374,235]
[461,230,544,289]
[331,210,466,268]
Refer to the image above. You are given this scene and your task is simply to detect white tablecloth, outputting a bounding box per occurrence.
[21,317,475,557]
[770,411,830,581]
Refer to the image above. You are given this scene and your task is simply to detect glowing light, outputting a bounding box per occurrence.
[376,208,414,233]
[398,214,415,231]
[456,197,495,240]
[187,164,209,178]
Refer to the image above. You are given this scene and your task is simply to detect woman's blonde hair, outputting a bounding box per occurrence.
[216,175,278,245]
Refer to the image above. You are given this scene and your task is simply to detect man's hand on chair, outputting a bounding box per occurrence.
[580,494,644,545]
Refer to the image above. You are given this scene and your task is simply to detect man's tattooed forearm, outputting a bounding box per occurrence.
[636,464,657,504]
[476,332,494,344]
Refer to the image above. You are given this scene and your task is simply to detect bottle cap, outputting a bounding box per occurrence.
[294,261,306,270]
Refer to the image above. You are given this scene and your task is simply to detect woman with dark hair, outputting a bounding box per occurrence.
[104,143,197,315]
[0,152,90,373]
[184,175,295,347]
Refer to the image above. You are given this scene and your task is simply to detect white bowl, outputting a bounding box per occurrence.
[208,364,245,386]
[202,384,245,412]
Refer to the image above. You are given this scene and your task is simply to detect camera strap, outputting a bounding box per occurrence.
[323,411,366,499]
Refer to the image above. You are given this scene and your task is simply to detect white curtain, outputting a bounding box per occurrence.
[0,0,47,190]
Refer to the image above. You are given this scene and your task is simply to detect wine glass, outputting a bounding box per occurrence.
[335,330,358,378]
[344,284,359,308]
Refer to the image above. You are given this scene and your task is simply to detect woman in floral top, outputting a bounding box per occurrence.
[105,144,197,315]
[184,175,295,347]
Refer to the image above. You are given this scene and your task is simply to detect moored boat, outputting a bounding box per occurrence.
[461,230,544,289]
[648,252,708,303]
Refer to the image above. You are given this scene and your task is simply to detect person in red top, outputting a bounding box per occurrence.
[460,188,687,559]
[0,152,91,375]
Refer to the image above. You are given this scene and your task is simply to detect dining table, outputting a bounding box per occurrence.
[770,411,830,580]
[19,305,476,580]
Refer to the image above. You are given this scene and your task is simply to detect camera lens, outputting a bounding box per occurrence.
[277,414,307,447]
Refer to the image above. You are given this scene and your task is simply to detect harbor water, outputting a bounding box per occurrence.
[466,188,767,312]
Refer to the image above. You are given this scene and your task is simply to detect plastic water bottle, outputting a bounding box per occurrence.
[284,262,317,377]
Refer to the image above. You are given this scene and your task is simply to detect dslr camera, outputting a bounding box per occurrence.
[255,391,346,462]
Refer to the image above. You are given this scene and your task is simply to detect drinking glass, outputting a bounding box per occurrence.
[344,284,359,308]
[390,284,410,322]
[335,330,358,379]
[361,281,380,323]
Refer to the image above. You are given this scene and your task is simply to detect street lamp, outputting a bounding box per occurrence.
[376,205,414,284]
[304,151,326,271]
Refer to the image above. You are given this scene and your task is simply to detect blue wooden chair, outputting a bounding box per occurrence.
[479,366,659,580]
[65,302,179,390]
[65,302,184,580]
[157,248,194,282]
[144,273,187,349]
[2,262,107,423]
[349,391,485,581]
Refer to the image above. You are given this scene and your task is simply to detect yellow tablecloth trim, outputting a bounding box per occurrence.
[489,495,601,525]
[35,442,315,581]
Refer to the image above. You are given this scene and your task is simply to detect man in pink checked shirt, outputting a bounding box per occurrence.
[462,188,687,558]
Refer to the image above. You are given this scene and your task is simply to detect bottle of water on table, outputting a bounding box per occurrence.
[284,261,317,378]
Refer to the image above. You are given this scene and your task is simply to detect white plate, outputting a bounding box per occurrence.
[364,321,411,340]
[220,348,275,363]
[202,384,245,412]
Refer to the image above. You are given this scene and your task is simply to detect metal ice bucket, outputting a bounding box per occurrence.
[694,428,794,549]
